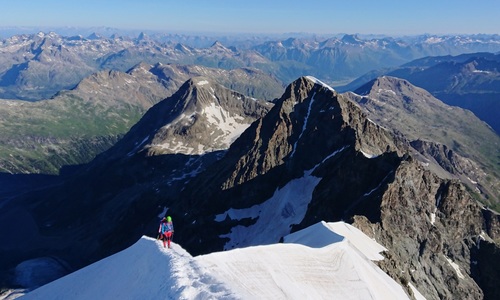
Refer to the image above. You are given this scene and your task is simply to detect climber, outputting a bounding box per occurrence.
[158,216,174,248]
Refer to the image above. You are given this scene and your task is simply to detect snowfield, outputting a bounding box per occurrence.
[18,221,423,300]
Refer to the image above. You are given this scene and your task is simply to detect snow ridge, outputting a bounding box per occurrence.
[21,238,237,300]
[198,221,411,300]
[19,222,418,300]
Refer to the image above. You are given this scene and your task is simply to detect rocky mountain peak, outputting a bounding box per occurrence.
[64,66,168,111]
[281,37,302,48]
[210,40,227,48]
[207,75,403,192]
[350,76,451,122]
[461,56,500,74]
[278,76,336,107]
[137,32,149,41]
[171,76,499,298]
[174,43,193,54]
[112,77,272,157]
[355,76,425,98]
[127,62,153,74]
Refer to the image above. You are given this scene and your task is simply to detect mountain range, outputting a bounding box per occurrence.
[2,32,500,100]
[0,32,277,100]
[1,76,499,299]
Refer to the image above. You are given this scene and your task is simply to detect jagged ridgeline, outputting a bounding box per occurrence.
[1,76,499,299]
[3,32,500,102]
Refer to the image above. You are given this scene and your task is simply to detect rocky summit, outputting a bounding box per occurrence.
[105,76,273,159]
[340,53,500,135]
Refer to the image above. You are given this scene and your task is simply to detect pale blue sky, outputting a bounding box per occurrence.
[1,0,499,35]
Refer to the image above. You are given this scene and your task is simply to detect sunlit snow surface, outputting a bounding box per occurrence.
[19,221,422,300]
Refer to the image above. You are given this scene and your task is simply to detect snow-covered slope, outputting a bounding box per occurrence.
[198,221,413,299]
[18,238,237,300]
[18,221,423,300]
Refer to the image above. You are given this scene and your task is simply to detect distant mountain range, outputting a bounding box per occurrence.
[1,76,499,299]
[0,32,281,100]
[2,32,500,100]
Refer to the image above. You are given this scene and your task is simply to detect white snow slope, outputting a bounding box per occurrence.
[17,221,424,300]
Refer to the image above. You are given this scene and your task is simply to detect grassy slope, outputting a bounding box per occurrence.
[0,96,144,174]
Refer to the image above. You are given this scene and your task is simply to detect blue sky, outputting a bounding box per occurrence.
[1,0,499,35]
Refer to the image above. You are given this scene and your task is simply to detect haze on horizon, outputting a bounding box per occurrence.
[1,0,499,36]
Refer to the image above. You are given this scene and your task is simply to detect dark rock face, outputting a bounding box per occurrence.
[348,76,500,210]
[353,160,486,299]
[472,240,500,300]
